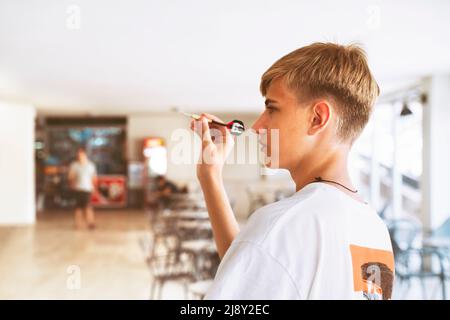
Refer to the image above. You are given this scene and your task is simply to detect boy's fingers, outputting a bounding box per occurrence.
[200,116,213,146]
[200,112,229,137]
[201,113,224,124]
[191,118,206,137]
[191,114,231,146]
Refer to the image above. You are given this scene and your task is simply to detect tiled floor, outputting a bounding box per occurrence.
[0,210,153,299]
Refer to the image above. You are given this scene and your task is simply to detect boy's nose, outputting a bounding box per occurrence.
[251,115,265,134]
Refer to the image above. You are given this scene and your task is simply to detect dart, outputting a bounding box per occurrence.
[181,112,245,136]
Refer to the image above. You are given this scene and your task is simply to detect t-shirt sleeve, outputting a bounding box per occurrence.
[204,241,300,300]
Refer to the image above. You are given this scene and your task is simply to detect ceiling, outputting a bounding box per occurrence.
[0,0,449,114]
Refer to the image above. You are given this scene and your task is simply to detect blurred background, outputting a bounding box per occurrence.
[1,0,450,299]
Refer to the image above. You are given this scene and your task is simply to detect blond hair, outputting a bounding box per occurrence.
[260,42,380,142]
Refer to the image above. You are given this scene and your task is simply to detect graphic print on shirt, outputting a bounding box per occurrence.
[349,244,395,300]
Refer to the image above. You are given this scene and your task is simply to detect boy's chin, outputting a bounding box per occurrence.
[259,151,282,169]
[263,159,282,169]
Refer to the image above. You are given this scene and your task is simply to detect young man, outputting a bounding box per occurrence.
[68,147,98,230]
[191,42,394,300]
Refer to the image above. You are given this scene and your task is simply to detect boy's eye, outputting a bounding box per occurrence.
[266,106,276,114]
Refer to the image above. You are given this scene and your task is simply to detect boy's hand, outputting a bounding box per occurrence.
[190,113,234,182]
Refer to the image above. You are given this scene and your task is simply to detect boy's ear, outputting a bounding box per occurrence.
[308,100,332,135]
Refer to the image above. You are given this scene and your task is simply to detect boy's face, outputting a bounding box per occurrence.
[252,78,313,170]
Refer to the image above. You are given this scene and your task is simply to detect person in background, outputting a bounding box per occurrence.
[155,175,187,208]
[68,147,98,230]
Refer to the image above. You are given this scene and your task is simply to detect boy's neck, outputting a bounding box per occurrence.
[290,149,363,202]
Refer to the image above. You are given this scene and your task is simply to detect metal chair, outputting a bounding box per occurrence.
[145,209,196,299]
[146,232,197,299]
[387,218,447,299]
[187,280,214,300]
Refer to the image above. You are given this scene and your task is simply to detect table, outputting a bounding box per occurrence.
[423,236,450,252]
[177,220,211,230]
[169,210,209,221]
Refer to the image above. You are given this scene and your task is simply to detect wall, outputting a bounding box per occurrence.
[422,75,450,229]
[0,101,36,225]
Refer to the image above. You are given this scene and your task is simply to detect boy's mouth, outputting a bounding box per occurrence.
[258,140,268,153]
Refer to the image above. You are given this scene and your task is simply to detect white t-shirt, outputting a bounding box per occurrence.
[205,182,395,300]
[69,161,97,192]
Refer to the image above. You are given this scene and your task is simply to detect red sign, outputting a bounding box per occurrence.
[91,175,127,207]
